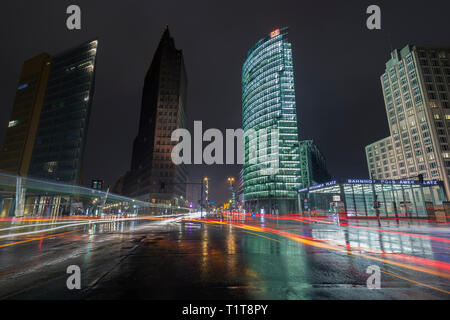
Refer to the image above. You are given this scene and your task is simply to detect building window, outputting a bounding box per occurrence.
[8,120,19,128]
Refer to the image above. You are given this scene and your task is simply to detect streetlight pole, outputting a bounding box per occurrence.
[227,177,235,211]
[203,177,209,216]
[200,178,204,218]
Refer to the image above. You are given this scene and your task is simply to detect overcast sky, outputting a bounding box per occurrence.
[1,0,449,204]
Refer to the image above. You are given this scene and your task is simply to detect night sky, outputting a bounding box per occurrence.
[1,0,449,205]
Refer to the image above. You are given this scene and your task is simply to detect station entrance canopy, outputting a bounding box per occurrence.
[298,178,447,218]
[0,172,190,217]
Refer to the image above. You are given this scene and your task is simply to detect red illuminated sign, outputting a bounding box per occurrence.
[270,29,280,38]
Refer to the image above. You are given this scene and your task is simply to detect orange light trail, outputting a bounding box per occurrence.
[381,270,450,295]
[0,230,78,248]
[295,216,450,244]
[191,218,450,279]
[223,212,450,245]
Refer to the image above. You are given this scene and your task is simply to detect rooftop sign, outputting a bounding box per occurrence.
[270,29,280,38]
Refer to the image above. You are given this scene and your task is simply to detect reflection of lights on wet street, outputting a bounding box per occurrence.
[0,211,449,299]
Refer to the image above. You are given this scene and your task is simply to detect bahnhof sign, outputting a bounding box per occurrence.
[298,179,447,219]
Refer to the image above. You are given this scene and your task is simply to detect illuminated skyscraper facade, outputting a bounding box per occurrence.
[28,40,98,184]
[242,27,301,214]
[366,45,450,198]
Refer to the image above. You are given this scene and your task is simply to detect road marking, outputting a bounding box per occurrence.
[244,231,280,242]
[380,270,450,295]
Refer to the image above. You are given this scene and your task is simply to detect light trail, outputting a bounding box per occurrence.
[244,230,281,242]
[0,220,84,232]
[223,212,450,245]
[295,216,450,244]
[0,214,190,240]
[0,230,78,248]
[191,218,450,280]
[223,211,450,224]
[380,270,450,295]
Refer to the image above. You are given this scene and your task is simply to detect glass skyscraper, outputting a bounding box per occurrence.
[28,40,98,184]
[299,140,331,188]
[0,40,98,185]
[242,27,301,214]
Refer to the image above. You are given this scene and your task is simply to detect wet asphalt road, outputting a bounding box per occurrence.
[0,214,449,300]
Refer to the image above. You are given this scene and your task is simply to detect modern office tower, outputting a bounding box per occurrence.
[237,169,244,208]
[28,40,98,184]
[366,45,450,197]
[241,27,301,214]
[122,26,188,206]
[0,54,52,176]
[299,140,331,188]
[0,40,98,185]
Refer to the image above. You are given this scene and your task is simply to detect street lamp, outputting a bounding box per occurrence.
[227,177,236,211]
[204,177,209,207]
[203,177,209,216]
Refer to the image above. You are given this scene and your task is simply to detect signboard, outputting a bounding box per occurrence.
[298,178,440,193]
[333,195,341,201]
[270,29,280,38]
[347,179,373,184]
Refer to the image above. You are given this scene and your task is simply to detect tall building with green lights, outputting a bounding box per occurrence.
[241,27,301,214]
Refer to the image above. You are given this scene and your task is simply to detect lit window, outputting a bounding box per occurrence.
[45,161,57,173]
[8,120,18,128]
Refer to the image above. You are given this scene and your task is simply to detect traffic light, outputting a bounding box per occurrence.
[91,179,103,190]
[373,195,380,209]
